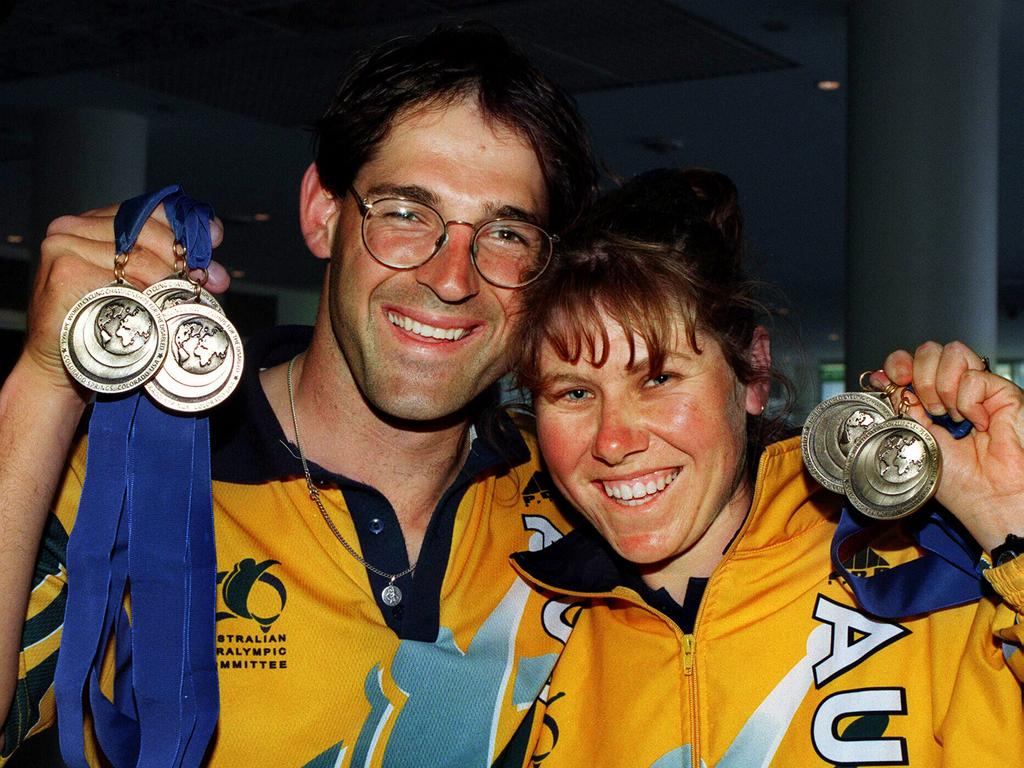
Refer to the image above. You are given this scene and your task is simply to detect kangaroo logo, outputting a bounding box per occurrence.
[216,558,287,632]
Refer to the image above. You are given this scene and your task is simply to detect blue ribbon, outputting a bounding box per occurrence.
[163,192,215,271]
[55,187,220,767]
[114,185,181,257]
[831,505,984,618]
[830,411,985,618]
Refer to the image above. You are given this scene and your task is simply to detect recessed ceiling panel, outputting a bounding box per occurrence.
[0,0,796,126]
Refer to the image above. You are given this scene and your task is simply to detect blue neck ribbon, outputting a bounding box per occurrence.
[54,186,221,767]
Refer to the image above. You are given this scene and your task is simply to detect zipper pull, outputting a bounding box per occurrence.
[683,633,695,675]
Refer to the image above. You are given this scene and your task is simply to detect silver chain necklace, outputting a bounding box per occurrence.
[287,355,415,607]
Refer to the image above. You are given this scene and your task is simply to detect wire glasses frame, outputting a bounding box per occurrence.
[348,187,556,288]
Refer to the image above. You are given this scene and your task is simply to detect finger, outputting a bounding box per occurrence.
[44,206,224,291]
[880,354,913,391]
[40,233,182,293]
[952,368,994,432]
[57,204,220,253]
[46,211,177,255]
[45,213,117,242]
[880,349,914,387]
[203,261,231,293]
[865,369,890,392]
[934,341,986,422]
[78,203,120,218]
[909,341,944,415]
[209,216,224,249]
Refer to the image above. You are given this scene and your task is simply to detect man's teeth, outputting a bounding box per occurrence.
[387,312,469,341]
[602,471,679,505]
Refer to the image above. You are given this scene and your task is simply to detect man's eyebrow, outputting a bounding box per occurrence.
[486,204,542,225]
[364,184,440,207]
[362,185,542,225]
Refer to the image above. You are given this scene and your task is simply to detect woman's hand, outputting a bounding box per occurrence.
[871,341,1024,552]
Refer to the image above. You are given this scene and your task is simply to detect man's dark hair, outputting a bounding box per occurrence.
[313,23,597,233]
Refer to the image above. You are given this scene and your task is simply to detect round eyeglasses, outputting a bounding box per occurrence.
[349,187,556,289]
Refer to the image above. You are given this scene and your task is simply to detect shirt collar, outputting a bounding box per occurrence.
[210,325,528,484]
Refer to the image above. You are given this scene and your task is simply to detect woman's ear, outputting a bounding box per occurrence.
[299,163,340,260]
[744,325,772,415]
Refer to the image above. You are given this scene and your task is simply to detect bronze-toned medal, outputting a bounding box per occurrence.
[801,392,894,493]
[844,416,941,520]
[143,244,223,313]
[143,303,244,412]
[144,277,223,313]
[143,303,244,411]
[60,283,168,393]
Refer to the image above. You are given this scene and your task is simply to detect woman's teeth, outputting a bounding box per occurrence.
[602,470,679,505]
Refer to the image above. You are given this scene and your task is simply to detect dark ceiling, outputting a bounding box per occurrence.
[0,0,797,124]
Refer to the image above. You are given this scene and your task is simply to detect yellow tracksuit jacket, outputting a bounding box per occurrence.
[513,437,1024,768]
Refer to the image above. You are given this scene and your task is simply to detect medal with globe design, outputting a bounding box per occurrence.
[60,284,168,393]
[844,416,941,519]
[144,302,244,412]
[801,391,895,494]
[144,275,224,314]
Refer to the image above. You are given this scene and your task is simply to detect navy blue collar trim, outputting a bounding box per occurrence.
[209,325,529,485]
[513,526,707,633]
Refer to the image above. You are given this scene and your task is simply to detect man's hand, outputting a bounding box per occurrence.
[870,341,1024,552]
[23,204,228,399]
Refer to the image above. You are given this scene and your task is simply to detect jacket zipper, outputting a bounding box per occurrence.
[683,632,699,768]
[681,454,772,768]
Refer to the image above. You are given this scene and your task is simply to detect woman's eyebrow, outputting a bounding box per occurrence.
[537,371,590,389]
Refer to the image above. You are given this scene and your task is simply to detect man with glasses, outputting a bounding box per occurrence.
[0,24,596,767]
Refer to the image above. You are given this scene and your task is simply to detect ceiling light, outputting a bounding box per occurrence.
[828,332,840,342]
[253,213,271,222]
[230,269,246,279]
[817,80,841,91]
[638,136,685,154]
[5,234,24,244]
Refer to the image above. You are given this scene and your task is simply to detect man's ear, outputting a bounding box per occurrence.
[299,163,340,260]
[744,325,772,416]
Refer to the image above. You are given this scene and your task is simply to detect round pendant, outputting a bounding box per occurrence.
[144,276,223,313]
[143,303,244,412]
[381,583,402,607]
[801,392,894,493]
[60,284,168,393]
[843,417,941,520]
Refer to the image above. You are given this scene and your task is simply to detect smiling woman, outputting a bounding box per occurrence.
[509,167,1024,767]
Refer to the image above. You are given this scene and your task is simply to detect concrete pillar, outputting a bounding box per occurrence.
[845,0,1000,386]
